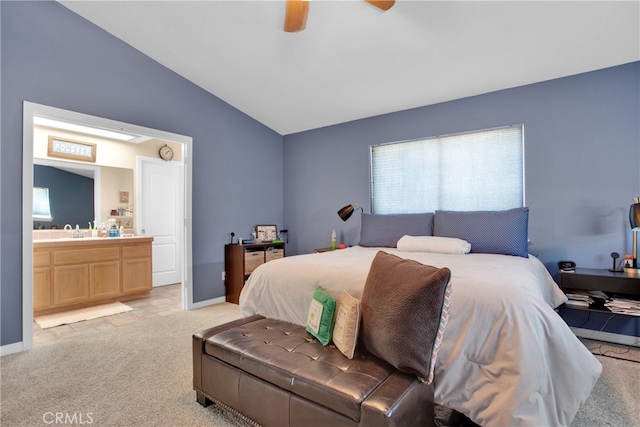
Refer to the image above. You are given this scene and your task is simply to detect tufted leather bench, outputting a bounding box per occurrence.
[193,315,434,427]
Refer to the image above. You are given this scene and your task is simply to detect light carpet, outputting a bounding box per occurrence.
[3,303,639,427]
[34,302,133,329]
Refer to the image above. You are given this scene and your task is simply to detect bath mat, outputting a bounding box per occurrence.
[35,302,133,329]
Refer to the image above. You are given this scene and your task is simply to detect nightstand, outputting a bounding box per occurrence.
[559,268,640,300]
[558,268,640,346]
[224,242,285,304]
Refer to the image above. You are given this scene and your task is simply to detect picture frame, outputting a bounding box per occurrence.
[119,191,129,203]
[256,225,278,243]
[47,136,97,163]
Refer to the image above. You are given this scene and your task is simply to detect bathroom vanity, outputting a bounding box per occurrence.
[33,236,153,315]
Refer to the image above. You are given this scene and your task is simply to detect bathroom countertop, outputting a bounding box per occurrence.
[33,235,153,248]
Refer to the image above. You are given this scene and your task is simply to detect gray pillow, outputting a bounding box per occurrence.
[360,251,452,384]
[433,207,529,257]
[359,213,434,247]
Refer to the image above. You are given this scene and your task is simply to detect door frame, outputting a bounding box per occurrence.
[21,101,194,352]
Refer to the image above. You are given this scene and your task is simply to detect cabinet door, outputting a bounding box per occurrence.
[265,248,284,262]
[244,251,265,275]
[122,258,152,295]
[53,265,89,306]
[90,261,121,299]
[33,267,51,310]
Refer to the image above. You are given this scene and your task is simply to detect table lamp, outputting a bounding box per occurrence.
[629,201,640,271]
[337,203,363,221]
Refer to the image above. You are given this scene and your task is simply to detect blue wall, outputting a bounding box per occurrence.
[2,1,639,348]
[1,1,284,346]
[33,165,94,229]
[283,62,640,274]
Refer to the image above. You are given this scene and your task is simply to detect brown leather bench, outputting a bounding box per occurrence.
[193,315,435,427]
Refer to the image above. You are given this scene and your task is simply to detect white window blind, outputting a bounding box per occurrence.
[33,187,53,221]
[371,125,524,214]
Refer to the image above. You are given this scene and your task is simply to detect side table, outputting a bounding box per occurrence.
[558,267,640,347]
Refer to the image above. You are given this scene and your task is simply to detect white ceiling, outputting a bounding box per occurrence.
[59,1,639,136]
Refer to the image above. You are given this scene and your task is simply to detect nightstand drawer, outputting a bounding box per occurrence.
[266,249,284,262]
[244,251,264,274]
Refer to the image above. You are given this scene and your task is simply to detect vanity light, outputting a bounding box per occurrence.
[34,117,141,142]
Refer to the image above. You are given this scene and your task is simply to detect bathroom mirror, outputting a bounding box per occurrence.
[33,164,94,229]
[33,158,133,230]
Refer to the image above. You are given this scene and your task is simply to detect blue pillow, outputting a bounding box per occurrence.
[359,213,434,247]
[433,208,529,257]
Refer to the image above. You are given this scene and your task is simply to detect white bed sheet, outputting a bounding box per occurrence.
[239,246,602,427]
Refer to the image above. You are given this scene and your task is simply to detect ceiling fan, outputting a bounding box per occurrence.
[284,0,395,33]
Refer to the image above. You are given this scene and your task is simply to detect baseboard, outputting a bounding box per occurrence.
[190,296,227,310]
[1,341,24,357]
[571,327,640,347]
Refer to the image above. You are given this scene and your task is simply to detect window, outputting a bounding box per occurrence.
[33,187,53,221]
[371,125,524,214]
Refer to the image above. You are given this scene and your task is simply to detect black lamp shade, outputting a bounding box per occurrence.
[338,204,357,221]
[630,203,640,229]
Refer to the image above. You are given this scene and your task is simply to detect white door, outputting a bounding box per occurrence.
[139,158,183,287]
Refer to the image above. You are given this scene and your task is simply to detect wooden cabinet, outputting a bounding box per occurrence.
[225,242,285,304]
[122,243,152,295]
[33,237,153,315]
[90,261,121,299]
[33,251,52,311]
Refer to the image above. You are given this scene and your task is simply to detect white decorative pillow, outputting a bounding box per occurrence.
[332,291,361,359]
[396,235,471,254]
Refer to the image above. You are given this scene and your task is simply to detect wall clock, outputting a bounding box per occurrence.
[159,144,174,161]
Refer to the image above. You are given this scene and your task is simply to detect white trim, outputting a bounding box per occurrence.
[571,327,640,347]
[22,101,194,352]
[190,296,227,310]
[0,341,25,357]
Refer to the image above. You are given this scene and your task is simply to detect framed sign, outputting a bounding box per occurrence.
[47,136,96,163]
[256,225,278,243]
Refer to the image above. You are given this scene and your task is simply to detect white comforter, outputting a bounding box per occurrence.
[239,246,602,427]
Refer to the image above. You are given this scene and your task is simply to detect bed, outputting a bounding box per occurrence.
[239,210,602,426]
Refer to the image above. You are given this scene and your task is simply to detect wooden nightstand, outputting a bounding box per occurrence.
[224,242,285,304]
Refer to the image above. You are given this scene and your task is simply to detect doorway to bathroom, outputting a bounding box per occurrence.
[22,101,194,351]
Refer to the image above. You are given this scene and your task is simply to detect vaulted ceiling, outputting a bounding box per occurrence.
[59,1,639,135]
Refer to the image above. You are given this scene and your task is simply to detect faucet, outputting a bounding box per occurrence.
[72,224,84,238]
[64,224,84,238]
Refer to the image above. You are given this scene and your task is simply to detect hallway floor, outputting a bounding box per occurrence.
[33,283,182,346]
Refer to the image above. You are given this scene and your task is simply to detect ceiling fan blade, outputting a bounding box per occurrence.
[365,0,395,11]
[284,0,309,33]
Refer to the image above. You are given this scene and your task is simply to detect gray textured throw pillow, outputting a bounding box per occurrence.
[360,251,451,383]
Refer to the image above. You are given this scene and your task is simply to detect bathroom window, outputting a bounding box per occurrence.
[33,187,53,222]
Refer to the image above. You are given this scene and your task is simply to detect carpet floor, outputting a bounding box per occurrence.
[2,303,638,426]
[2,302,252,427]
